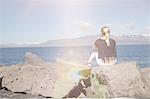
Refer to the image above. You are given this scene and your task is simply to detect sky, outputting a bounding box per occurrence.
[0,0,149,44]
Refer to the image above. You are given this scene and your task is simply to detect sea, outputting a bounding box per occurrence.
[0,45,150,68]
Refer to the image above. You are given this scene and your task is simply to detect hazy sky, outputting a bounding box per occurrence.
[0,0,149,44]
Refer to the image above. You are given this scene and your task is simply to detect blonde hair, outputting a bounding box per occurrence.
[101,26,110,37]
[101,26,110,47]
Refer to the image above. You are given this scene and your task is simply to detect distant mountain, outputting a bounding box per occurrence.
[0,35,150,48]
[41,35,150,47]
[113,35,150,45]
[42,35,98,47]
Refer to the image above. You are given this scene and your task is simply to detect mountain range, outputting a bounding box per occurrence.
[0,35,150,48]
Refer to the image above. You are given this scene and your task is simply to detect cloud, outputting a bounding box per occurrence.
[146,26,150,29]
[145,26,150,34]
[73,20,96,35]
[98,22,136,35]
[101,22,135,31]
[115,22,135,30]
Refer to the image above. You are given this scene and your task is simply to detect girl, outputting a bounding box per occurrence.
[88,26,117,66]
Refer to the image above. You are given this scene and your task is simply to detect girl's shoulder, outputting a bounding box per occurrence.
[109,38,116,42]
[109,38,116,45]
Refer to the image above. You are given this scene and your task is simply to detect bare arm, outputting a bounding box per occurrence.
[93,43,98,52]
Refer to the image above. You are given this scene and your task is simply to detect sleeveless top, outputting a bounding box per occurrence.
[95,38,116,62]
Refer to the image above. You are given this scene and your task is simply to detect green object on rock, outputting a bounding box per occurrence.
[78,68,109,98]
[78,69,91,78]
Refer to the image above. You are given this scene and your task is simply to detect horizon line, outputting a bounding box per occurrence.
[0,34,149,45]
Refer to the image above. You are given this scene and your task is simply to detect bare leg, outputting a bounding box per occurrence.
[88,52,104,66]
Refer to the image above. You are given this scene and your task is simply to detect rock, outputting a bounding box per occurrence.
[25,52,45,65]
[1,64,77,97]
[1,54,79,97]
[0,88,45,98]
[1,52,150,98]
[141,67,150,87]
[0,76,3,89]
[88,62,150,98]
[64,82,86,98]
[0,65,3,67]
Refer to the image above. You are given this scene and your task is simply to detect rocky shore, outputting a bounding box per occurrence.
[0,52,150,98]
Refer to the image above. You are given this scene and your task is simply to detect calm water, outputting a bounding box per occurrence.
[0,45,150,68]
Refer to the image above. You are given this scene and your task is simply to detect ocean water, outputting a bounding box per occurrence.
[0,45,150,68]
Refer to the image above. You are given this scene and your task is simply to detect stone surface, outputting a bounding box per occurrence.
[1,52,79,97]
[88,62,150,98]
[1,52,150,98]
[25,52,45,65]
[0,77,3,89]
[1,64,79,97]
[141,67,150,87]
[0,88,45,98]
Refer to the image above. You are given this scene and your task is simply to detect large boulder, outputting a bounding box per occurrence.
[141,67,150,87]
[25,52,45,65]
[86,62,150,98]
[0,52,83,98]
